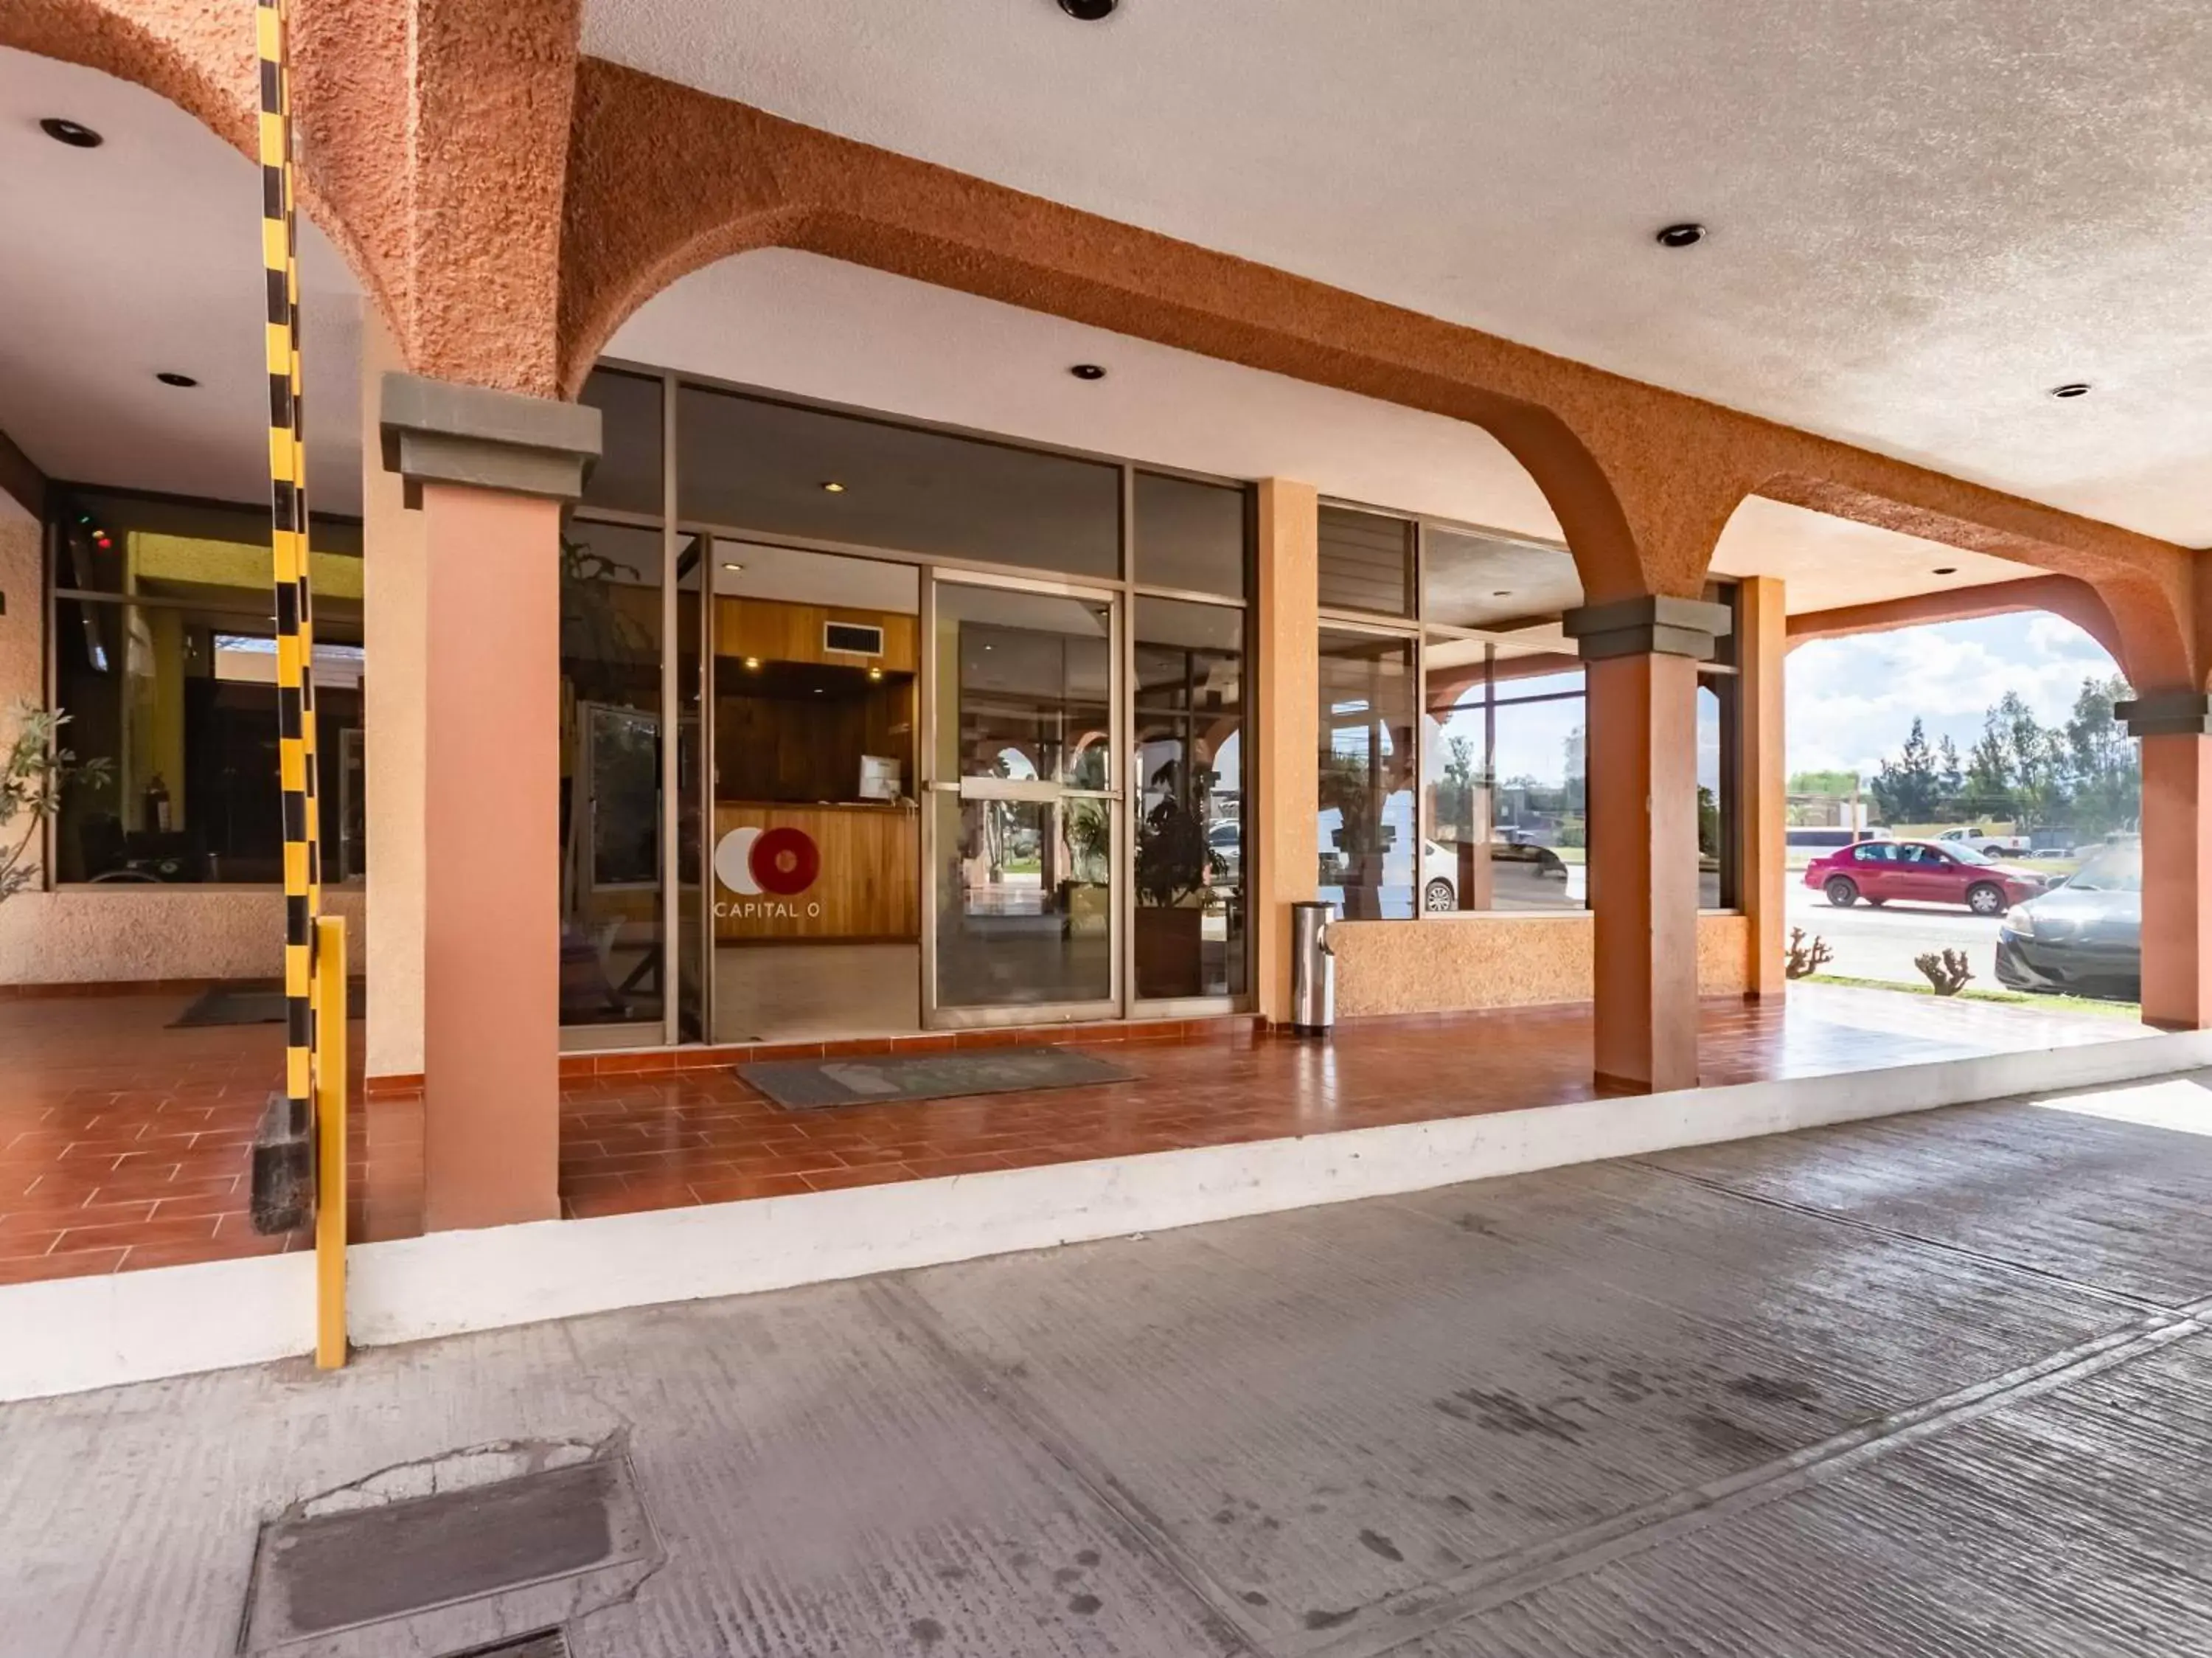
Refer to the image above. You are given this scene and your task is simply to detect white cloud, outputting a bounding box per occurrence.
[1787,614,2118,779]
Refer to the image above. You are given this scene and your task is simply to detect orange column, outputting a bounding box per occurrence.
[2129,707,2212,1030]
[1255,479,1319,1023]
[383,374,601,1229]
[1568,596,1733,1092]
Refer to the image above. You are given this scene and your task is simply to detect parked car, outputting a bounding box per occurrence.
[1935,825,2030,857]
[1804,838,2048,916]
[1206,819,1242,880]
[1996,844,2141,999]
[1422,837,1568,911]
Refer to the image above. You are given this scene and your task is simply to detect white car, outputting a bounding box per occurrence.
[1937,826,2029,858]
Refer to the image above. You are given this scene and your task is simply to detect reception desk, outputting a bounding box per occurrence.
[714,801,919,943]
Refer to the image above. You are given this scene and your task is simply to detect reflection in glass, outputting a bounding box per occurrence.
[1697,673,1739,909]
[936,585,1112,791]
[1134,599,1245,999]
[1318,629,1417,919]
[934,793,1113,1007]
[1424,644,1587,912]
[560,516,664,1029]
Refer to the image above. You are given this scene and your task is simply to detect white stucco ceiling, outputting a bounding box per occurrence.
[613,249,2035,616]
[0,41,2056,619]
[0,48,363,516]
[584,0,2212,547]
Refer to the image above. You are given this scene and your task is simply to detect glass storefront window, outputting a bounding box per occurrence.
[678,386,1123,579]
[1135,472,1247,597]
[559,516,664,1030]
[1423,643,1588,912]
[1318,628,1417,919]
[1134,598,1245,999]
[48,491,365,885]
[577,367,666,516]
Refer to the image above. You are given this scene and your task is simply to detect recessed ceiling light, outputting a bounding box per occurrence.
[820,481,846,493]
[1655,222,1707,249]
[40,118,102,149]
[1933,566,1958,576]
[1057,0,1117,18]
[155,372,198,388]
[1069,363,1107,381]
[869,667,883,681]
[721,561,744,572]
[2050,382,2092,399]
[813,687,825,695]
[743,656,761,670]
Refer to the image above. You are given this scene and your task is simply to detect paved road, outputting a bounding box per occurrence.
[10,1077,2212,1655]
[1786,881,2007,990]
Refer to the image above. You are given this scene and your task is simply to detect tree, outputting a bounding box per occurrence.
[1960,715,2013,820]
[1996,691,2065,829]
[1870,717,1941,825]
[1935,735,1964,814]
[2061,675,2138,837]
[1787,769,1859,797]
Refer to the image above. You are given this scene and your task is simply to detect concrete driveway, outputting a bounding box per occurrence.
[1787,881,2010,989]
[10,1076,2212,1655]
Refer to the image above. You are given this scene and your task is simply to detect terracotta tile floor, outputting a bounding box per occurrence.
[0,983,2138,1285]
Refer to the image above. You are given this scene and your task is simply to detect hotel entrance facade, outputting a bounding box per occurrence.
[558,367,1258,1050]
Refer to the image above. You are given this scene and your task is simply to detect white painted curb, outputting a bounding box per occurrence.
[7,1027,2211,1401]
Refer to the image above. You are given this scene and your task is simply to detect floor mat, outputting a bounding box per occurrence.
[740,1045,1136,1110]
[170,980,367,1027]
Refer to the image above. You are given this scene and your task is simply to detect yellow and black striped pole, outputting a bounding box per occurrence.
[257,0,320,1129]
[252,0,347,1363]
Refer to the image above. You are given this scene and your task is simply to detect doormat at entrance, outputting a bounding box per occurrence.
[739,1045,1137,1110]
[170,979,367,1027]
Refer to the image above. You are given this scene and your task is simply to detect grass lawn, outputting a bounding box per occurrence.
[1806,972,2141,1022]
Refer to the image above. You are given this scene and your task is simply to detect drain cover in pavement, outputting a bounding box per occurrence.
[244,1454,657,1654]
[448,1636,568,1658]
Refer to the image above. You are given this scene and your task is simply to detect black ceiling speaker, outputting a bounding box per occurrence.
[1059,0,1118,18]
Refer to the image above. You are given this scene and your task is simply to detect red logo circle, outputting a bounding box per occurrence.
[750,826,820,896]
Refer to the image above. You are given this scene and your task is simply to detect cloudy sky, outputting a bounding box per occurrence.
[1785,613,2122,780]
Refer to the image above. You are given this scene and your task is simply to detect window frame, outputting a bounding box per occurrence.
[40,483,367,893]
[1316,500,1745,921]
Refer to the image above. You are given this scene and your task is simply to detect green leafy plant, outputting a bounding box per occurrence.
[2,703,111,904]
[1135,796,1222,908]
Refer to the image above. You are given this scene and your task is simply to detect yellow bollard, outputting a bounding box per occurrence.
[314,913,348,1370]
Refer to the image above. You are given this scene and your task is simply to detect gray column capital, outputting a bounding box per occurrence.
[1562,594,1733,662]
[2115,691,2212,739]
[378,372,602,507]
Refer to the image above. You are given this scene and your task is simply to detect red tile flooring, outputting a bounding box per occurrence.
[0,983,2138,1286]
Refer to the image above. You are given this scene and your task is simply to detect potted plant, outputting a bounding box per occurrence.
[1133,791,1223,998]
[2,703,111,905]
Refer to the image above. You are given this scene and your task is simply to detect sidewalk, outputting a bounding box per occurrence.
[7,1069,2212,1655]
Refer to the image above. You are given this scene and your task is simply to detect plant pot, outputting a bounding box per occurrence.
[1134,904,1206,999]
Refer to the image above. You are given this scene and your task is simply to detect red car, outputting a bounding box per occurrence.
[1804,839,2048,917]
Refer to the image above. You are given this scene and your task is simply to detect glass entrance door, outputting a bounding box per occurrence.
[925,577,1121,1025]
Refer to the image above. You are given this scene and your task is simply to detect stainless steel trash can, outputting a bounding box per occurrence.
[1289,900,1337,1036]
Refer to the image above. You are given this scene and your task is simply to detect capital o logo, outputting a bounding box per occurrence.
[714,825,821,897]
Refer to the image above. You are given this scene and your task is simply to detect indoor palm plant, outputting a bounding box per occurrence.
[1,703,110,905]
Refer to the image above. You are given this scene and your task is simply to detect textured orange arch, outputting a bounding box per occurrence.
[557,58,2195,671]
[4,0,406,350]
